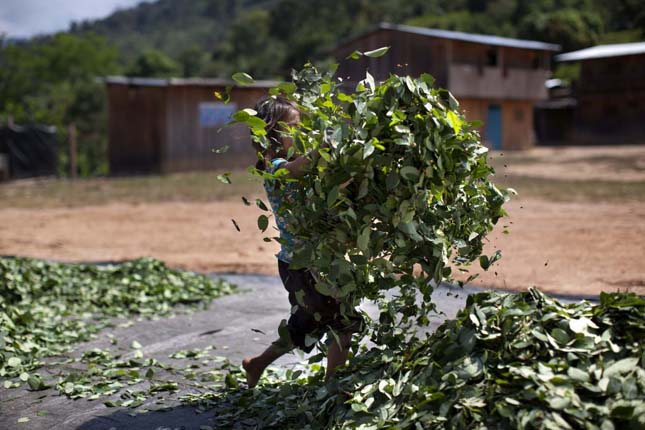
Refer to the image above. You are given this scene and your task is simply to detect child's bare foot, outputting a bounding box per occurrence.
[242,357,263,388]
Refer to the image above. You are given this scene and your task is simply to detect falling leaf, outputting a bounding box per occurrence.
[212,145,229,154]
[257,215,269,232]
[216,173,231,184]
[232,72,254,85]
[364,46,390,57]
[231,219,241,232]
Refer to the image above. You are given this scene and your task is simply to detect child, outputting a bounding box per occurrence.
[242,95,363,388]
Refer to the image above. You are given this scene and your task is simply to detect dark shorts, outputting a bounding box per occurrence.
[276,260,364,353]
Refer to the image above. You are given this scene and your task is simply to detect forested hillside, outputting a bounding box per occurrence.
[70,0,644,78]
[1,0,643,176]
[69,0,275,68]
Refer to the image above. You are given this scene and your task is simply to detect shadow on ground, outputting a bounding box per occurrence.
[76,406,217,430]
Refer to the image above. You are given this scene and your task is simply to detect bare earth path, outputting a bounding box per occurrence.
[1,197,644,296]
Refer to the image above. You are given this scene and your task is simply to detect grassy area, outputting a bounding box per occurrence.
[489,151,645,173]
[0,170,264,208]
[487,147,645,202]
[495,175,645,203]
[2,161,645,209]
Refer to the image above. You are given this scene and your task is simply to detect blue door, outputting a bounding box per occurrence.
[486,105,502,150]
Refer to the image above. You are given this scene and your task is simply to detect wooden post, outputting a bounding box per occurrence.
[7,115,14,128]
[69,123,77,179]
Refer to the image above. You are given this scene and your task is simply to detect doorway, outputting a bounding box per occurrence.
[486,104,502,150]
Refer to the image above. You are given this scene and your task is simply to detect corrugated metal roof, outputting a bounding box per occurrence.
[556,42,645,62]
[337,23,560,52]
[104,76,280,88]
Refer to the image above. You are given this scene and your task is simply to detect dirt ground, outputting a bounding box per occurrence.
[497,145,645,182]
[1,145,644,296]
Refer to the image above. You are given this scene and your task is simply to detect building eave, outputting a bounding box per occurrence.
[556,42,645,62]
[103,76,280,88]
[334,22,561,53]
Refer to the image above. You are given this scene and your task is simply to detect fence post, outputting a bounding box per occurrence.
[69,123,77,179]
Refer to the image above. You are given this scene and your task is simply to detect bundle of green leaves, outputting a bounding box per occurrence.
[0,257,236,381]
[182,289,645,429]
[233,61,510,332]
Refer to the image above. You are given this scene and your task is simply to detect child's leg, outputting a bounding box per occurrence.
[243,261,311,388]
[243,342,291,388]
[325,332,352,382]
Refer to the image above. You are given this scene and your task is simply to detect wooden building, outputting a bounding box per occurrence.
[105,77,277,174]
[532,78,578,145]
[556,42,645,145]
[333,23,560,150]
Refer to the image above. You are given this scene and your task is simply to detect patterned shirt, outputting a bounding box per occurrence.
[264,158,301,263]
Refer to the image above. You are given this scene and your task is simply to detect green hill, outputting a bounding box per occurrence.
[68,0,643,79]
[70,0,272,63]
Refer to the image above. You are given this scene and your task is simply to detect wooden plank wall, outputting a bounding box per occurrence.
[331,27,560,150]
[107,84,166,174]
[460,98,534,150]
[451,41,548,70]
[571,55,645,144]
[334,30,449,87]
[458,98,488,140]
[501,100,535,150]
[335,30,550,93]
[162,86,267,173]
[107,83,271,174]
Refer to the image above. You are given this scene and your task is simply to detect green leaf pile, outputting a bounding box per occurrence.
[0,257,236,380]
[52,346,238,409]
[235,63,510,334]
[182,289,645,429]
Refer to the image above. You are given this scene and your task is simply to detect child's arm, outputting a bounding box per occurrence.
[279,148,325,178]
[279,154,312,178]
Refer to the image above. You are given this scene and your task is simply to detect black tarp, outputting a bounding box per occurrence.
[0,125,57,179]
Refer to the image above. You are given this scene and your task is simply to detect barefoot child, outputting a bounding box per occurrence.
[242,95,363,388]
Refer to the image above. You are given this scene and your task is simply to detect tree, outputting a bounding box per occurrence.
[177,47,206,78]
[602,0,645,35]
[0,33,119,176]
[126,49,180,78]
[219,9,286,78]
[519,9,604,52]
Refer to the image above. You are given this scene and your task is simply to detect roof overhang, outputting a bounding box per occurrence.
[335,22,561,52]
[556,42,645,62]
[103,76,280,88]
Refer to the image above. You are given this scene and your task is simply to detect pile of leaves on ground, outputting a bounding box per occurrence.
[182,288,645,430]
[52,344,240,410]
[0,257,236,383]
[231,58,511,339]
